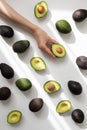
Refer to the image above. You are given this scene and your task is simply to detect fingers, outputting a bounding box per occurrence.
[46,38,59,49]
[41,45,56,58]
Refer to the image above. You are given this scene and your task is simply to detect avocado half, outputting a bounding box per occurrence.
[56,100,72,114]
[30,57,46,71]
[44,80,61,94]
[34,1,48,18]
[7,110,22,124]
[52,44,66,58]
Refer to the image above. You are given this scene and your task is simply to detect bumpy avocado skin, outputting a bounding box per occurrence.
[15,78,32,91]
[34,1,48,18]
[56,20,72,33]
[13,40,30,53]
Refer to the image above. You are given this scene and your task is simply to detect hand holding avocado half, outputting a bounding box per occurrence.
[0,0,60,58]
[34,27,59,58]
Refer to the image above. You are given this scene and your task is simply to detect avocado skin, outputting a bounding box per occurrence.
[34,1,48,18]
[72,9,87,22]
[76,56,87,69]
[71,109,84,123]
[56,20,72,33]
[0,87,11,100]
[0,25,14,38]
[13,40,30,53]
[16,78,32,91]
[29,98,44,112]
[0,63,14,79]
[68,80,82,95]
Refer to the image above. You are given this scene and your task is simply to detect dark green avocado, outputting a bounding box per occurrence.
[56,19,72,33]
[34,1,48,18]
[56,100,72,114]
[7,110,22,124]
[13,40,30,53]
[44,80,61,94]
[30,57,46,71]
[51,44,66,58]
[15,78,32,91]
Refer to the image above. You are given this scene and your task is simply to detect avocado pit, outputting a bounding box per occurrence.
[56,47,63,54]
[44,80,61,94]
[47,83,55,91]
[35,60,40,63]
[37,5,45,14]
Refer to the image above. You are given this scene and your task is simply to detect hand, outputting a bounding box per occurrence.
[34,27,58,58]
[0,0,58,58]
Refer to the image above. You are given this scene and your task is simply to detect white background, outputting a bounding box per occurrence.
[0,0,87,130]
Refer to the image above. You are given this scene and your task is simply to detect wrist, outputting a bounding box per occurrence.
[32,26,40,36]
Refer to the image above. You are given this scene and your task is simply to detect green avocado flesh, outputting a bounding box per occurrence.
[7,110,22,124]
[44,80,61,94]
[56,100,72,114]
[52,44,66,58]
[34,1,48,18]
[30,57,46,71]
[15,78,32,91]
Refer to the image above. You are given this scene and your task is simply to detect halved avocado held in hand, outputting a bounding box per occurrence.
[44,80,61,94]
[51,44,66,58]
[34,1,48,18]
[15,78,32,91]
[56,100,72,114]
[30,57,46,71]
[7,110,22,124]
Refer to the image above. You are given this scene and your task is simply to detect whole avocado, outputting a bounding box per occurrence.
[56,19,72,33]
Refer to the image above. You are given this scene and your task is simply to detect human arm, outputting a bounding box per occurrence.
[0,0,57,58]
